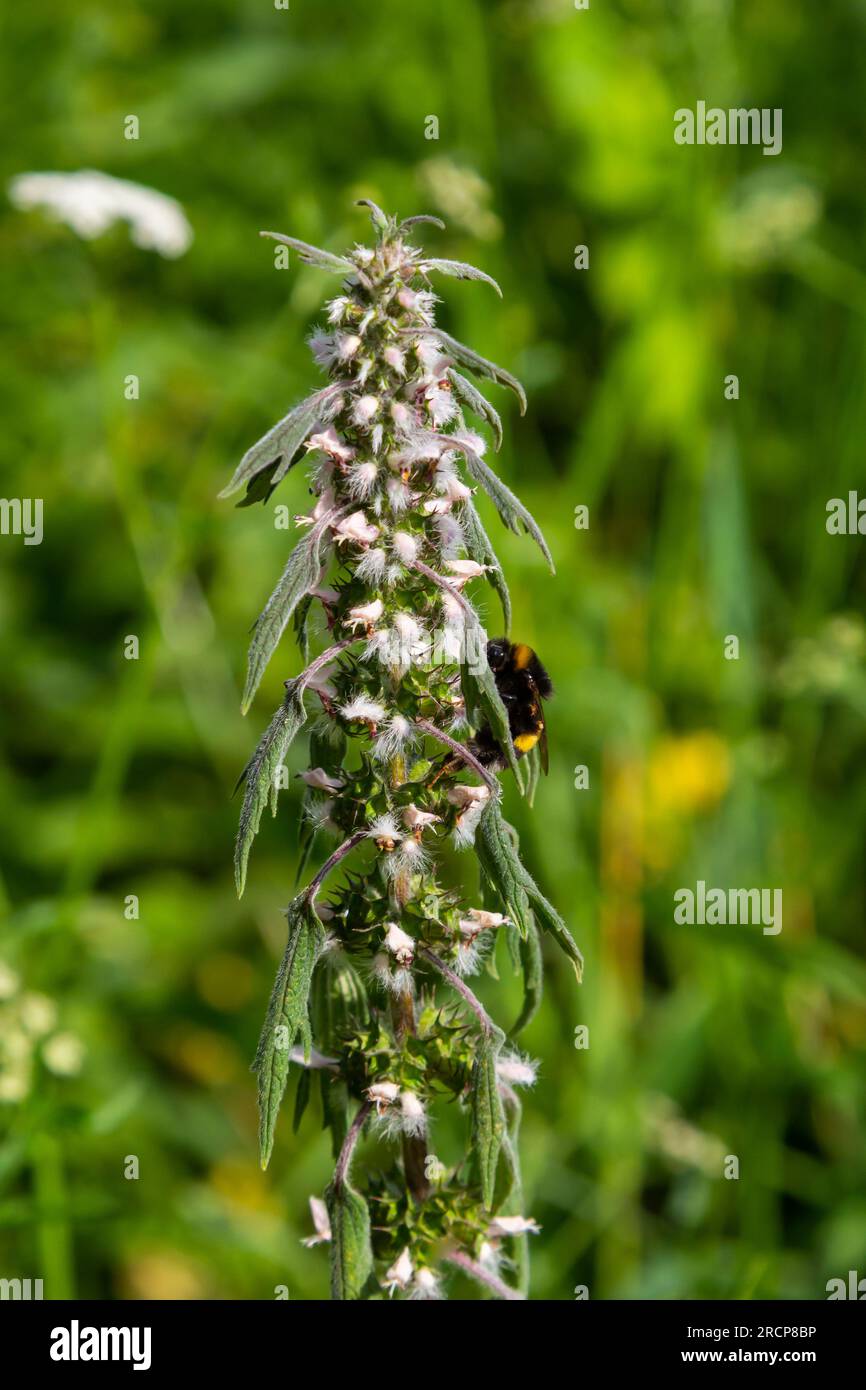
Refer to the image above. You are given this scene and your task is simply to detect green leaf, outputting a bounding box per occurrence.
[462,499,511,632]
[234,684,307,896]
[424,327,526,413]
[448,368,503,450]
[219,386,339,501]
[421,257,502,297]
[509,922,543,1038]
[326,1179,374,1300]
[253,896,324,1168]
[259,230,353,273]
[398,213,446,234]
[356,198,391,234]
[242,508,337,713]
[472,1030,506,1210]
[293,1067,312,1135]
[479,800,583,980]
[453,437,554,574]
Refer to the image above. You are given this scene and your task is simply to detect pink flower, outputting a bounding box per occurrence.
[299,768,344,792]
[345,598,384,632]
[305,427,354,463]
[334,511,380,546]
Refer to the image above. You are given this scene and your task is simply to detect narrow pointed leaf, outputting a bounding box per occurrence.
[326,1180,374,1300]
[356,198,390,234]
[472,1030,506,1209]
[462,499,511,632]
[398,213,446,233]
[242,508,338,713]
[509,922,543,1038]
[260,230,353,273]
[219,386,341,500]
[453,437,554,574]
[233,684,307,896]
[253,897,324,1168]
[421,257,502,297]
[448,368,503,450]
[424,327,526,413]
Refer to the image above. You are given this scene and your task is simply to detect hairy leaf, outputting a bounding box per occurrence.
[356,197,390,234]
[453,437,554,573]
[219,386,341,501]
[398,213,446,234]
[509,921,543,1038]
[472,1030,506,1210]
[448,368,503,450]
[253,897,324,1168]
[326,1179,374,1300]
[462,499,511,632]
[259,230,353,273]
[421,257,502,297]
[242,508,338,713]
[425,327,526,414]
[478,800,583,980]
[234,684,307,895]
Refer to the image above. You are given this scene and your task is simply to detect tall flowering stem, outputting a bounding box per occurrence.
[223,201,582,1301]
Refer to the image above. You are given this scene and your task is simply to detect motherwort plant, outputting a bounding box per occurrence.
[222,202,582,1301]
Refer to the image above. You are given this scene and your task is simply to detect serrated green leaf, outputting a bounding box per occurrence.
[260,230,353,273]
[242,508,337,713]
[234,685,307,896]
[219,386,340,501]
[454,437,554,573]
[478,800,583,981]
[253,897,324,1168]
[472,1031,506,1210]
[326,1179,374,1300]
[448,368,503,450]
[421,257,502,297]
[424,327,526,414]
[509,921,543,1038]
[462,499,511,632]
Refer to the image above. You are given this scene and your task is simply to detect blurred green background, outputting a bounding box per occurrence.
[2,0,865,1301]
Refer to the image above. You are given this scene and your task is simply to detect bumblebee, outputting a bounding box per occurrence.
[471,638,553,775]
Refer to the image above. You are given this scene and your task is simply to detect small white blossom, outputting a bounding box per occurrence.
[334,511,380,546]
[346,460,378,500]
[459,908,510,939]
[337,333,362,360]
[345,598,384,632]
[9,169,193,257]
[367,1080,400,1115]
[383,345,406,375]
[352,394,379,426]
[384,922,415,966]
[496,1053,539,1088]
[289,1046,340,1070]
[488,1215,541,1237]
[410,1268,443,1301]
[391,531,420,565]
[306,427,354,463]
[301,1196,332,1247]
[299,767,344,792]
[354,546,387,582]
[402,804,441,832]
[446,558,488,585]
[326,296,351,325]
[373,714,416,762]
[384,1246,414,1296]
[399,1089,427,1137]
[391,400,413,432]
[340,695,387,724]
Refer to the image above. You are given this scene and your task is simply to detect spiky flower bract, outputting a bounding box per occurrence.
[223,200,582,1301]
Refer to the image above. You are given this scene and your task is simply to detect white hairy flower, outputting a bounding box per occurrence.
[391,531,420,565]
[306,427,354,463]
[366,1081,400,1115]
[345,598,384,631]
[384,1246,414,1296]
[326,296,351,324]
[308,331,338,367]
[354,546,387,583]
[401,804,441,832]
[487,1215,541,1238]
[334,511,380,546]
[384,922,415,966]
[337,333,362,360]
[346,460,379,500]
[391,400,413,432]
[340,695,387,724]
[299,768,344,792]
[410,1268,443,1301]
[496,1053,539,1088]
[446,558,488,585]
[373,714,416,762]
[383,345,406,375]
[398,1089,427,1137]
[301,1196,332,1247]
[368,813,402,847]
[426,386,457,427]
[352,394,379,426]
[9,169,192,257]
[289,1046,340,1070]
[459,908,510,938]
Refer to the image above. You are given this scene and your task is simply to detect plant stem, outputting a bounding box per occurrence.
[444,1248,525,1301]
[333,1100,372,1191]
[418,946,502,1039]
